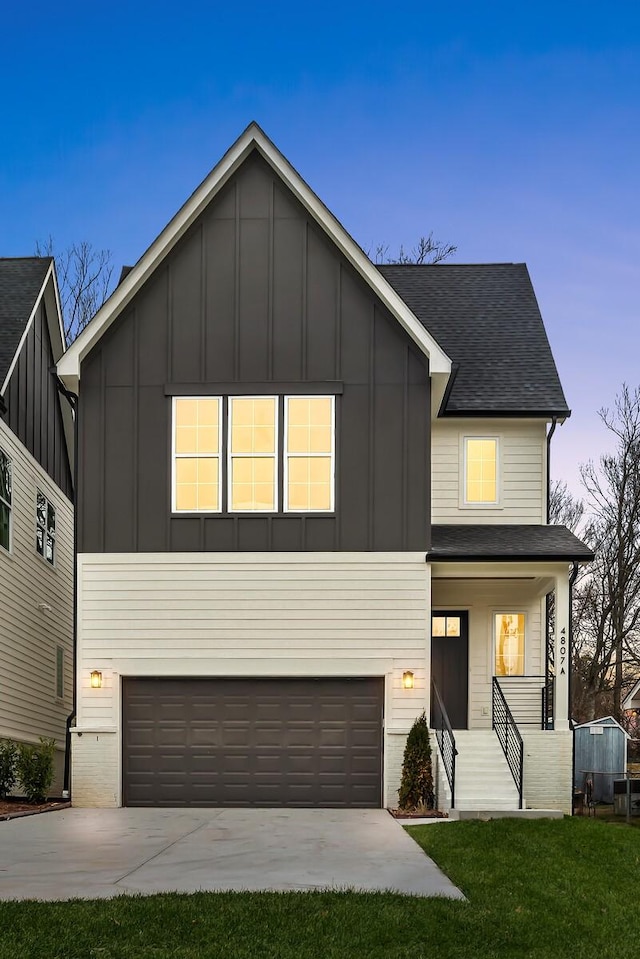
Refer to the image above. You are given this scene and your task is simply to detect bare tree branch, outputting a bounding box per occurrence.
[36,237,114,345]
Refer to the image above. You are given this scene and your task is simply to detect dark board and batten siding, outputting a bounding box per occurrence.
[2,304,73,499]
[77,151,430,553]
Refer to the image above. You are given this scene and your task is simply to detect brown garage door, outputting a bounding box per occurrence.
[122,677,383,807]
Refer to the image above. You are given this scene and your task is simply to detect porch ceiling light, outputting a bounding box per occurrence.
[90,670,103,689]
[402,670,414,690]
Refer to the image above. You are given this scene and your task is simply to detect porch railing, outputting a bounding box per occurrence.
[431,678,457,809]
[495,675,551,729]
[492,677,524,809]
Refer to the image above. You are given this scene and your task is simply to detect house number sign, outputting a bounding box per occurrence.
[559,627,567,675]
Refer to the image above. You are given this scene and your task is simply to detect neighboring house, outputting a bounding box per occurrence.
[58,124,592,813]
[0,258,74,793]
[623,678,640,712]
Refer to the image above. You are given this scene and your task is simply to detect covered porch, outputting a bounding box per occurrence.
[426,525,594,814]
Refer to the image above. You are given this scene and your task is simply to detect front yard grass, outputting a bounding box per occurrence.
[0,817,638,959]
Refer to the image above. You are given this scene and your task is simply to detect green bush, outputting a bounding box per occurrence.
[398,710,434,811]
[16,738,56,804]
[0,740,17,797]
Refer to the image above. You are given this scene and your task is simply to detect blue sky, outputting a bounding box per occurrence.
[2,1,639,495]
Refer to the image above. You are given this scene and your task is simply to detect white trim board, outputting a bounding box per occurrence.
[57,122,451,392]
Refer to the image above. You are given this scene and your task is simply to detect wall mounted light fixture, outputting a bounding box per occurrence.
[90,670,103,689]
[402,670,414,690]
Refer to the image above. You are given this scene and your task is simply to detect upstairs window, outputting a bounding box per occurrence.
[172,395,335,514]
[172,398,221,512]
[464,437,498,505]
[36,489,56,564]
[229,397,277,512]
[0,447,11,551]
[285,396,334,511]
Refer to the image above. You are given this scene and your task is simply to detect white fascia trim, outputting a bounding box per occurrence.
[623,677,640,710]
[78,550,428,565]
[1,262,54,396]
[58,123,451,387]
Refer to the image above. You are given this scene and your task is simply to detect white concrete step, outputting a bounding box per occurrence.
[452,729,520,811]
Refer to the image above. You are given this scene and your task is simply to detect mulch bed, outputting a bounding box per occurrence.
[388,808,448,819]
[0,798,71,821]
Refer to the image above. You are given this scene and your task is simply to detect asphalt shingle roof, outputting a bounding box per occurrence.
[429,524,594,561]
[0,258,51,386]
[379,263,570,417]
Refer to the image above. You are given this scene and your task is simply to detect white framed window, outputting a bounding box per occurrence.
[172,397,222,512]
[494,612,525,676]
[462,436,499,506]
[55,645,64,699]
[228,396,278,512]
[284,395,335,512]
[0,447,11,552]
[36,489,56,565]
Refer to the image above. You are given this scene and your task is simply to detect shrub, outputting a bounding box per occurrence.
[398,710,434,811]
[0,740,17,798]
[16,738,56,803]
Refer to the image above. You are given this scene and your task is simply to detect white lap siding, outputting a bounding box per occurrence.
[73,552,430,807]
[431,419,547,524]
[0,420,73,791]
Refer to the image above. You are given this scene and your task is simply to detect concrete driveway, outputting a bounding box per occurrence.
[0,808,463,901]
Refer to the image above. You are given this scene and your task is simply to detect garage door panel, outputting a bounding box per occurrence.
[123,677,383,807]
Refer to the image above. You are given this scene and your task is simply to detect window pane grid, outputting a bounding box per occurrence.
[173,398,221,512]
[285,396,334,512]
[229,397,277,512]
[465,438,497,504]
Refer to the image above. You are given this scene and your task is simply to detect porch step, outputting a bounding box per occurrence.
[452,730,520,811]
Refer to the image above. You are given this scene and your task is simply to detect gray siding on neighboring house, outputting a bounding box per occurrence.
[77,152,430,553]
[2,303,73,500]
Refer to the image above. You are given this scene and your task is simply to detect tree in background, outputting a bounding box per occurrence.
[36,238,114,345]
[556,386,640,722]
[371,233,457,265]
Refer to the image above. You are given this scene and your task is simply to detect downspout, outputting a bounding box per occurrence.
[568,561,579,725]
[55,375,78,799]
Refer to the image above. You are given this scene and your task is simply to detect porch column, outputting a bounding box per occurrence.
[554,567,571,731]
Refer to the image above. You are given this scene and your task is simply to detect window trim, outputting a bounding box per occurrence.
[493,610,526,678]
[171,396,223,514]
[460,434,501,508]
[227,395,279,514]
[283,394,335,513]
[0,446,12,555]
[36,487,56,566]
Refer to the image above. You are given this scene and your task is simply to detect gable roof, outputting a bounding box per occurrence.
[58,123,451,392]
[429,524,594,562]
[574,716,630,737]
[0,258,53,388]
[623,677,640,710]
[379,263,570,418]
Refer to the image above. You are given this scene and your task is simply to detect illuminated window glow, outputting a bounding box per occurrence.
[285,396,334,511]
[495,613,525,676]
[465,438,497,504]
[229,397,277,511]
[173,398,221,511]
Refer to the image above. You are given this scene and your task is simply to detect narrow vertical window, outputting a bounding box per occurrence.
[173,398,221,512]
[285,396,334,511]
[495,613,525,676]
[56,645,64,699]
[229,397,277,511]
[465,437,498,504]
[0,448,11,551]
[36,489,56,564]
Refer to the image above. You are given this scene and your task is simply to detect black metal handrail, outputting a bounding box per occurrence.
[431,678,457,809]
[542,676,555,730]
[492,677,524,808]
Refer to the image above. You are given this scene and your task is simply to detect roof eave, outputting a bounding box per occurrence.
[427,551,594,563]
[58,122,451,387]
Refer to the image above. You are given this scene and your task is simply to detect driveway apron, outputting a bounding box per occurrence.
[0,808,463,900]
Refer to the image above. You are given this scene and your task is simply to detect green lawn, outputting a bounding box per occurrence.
[0,817,638,959]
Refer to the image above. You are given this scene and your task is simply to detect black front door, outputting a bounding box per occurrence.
[431,611,469,729]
